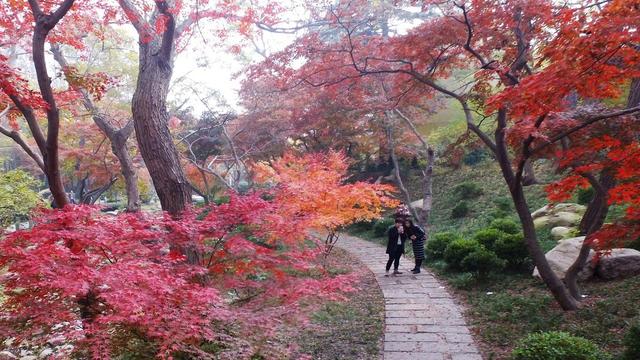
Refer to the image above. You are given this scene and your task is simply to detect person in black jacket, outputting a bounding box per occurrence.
[405,219,426,274]
[386,218,408,276]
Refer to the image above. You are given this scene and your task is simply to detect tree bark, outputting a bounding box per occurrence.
[110,126,140,211]
[128,2,191,216]
[24,0,77,208]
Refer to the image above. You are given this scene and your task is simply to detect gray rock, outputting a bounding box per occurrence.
[531,203,586,220]
[533,237,595,280]
[533,215,551,229]
[596,248,640,280]
[549,211,582,227]
[531,205,550,219]
[551,226,575,241]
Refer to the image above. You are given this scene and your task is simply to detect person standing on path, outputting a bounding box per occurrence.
[405,218,426,274]
[385,218,407,276]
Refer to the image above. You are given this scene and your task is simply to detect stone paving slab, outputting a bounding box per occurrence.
[336,234,482,360]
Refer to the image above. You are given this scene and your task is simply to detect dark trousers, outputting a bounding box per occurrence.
[414,258,423,271]
[386,252,402,271]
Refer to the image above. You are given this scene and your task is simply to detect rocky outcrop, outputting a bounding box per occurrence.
[531,203,586,229]
[532,237,596,280]
[595,249,640,280]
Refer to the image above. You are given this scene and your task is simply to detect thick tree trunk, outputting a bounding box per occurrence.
[129,5,190,216]
[132,57,190,215]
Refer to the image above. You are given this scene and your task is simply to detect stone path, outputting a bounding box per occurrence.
[336,233,483,360]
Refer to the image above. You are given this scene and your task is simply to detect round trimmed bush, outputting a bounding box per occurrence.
[473,228,505,250]
[454,182,483,199]
[426,232,462,260]
[451,201,470,219]
[443,239,482,270]
[373,218,395,238]
[489,218,521,235]
[494,233,530,269]
[461,248,505,276]
[510,331,611,360]
[623,322,640,360]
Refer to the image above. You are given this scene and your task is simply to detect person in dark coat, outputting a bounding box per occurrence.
[405,219,426,274]
[386,218,407,276]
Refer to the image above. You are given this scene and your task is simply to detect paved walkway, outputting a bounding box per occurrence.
[336,233,483,360]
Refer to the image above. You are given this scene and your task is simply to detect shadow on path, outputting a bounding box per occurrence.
[336,233,483,360]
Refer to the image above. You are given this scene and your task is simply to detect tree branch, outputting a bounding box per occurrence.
[0,106,45,171]
[531,105,640,154]
[156,1,176,64]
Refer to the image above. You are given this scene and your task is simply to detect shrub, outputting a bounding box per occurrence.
[451,201,470,219]
[373,218,395,238]
[449,272,475,290]
[426,232,462,260]
[623,322,640,360]
[444,239,483,270]
[489,218,521,235]
[454,182,484,199]
[510,331,611,360]
[494,233,530,269]
[461,248,505,276]
[473,228,505,250]
[463,148,489,166]
[349,220,374,234]
[0,170,42,227]
[494,196,513,212]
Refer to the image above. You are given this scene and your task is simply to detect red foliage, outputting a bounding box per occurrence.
[1,191,360,358]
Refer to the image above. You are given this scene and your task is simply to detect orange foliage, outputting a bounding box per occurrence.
[254,151,398,233]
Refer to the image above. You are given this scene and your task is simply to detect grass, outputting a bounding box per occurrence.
[404,158,558,236]
[455,272,640,359]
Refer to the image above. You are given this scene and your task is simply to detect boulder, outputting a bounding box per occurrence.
[533,215,551,229]
[551,226,575,241]
[595,248,640,280]
[531,203,586,220]
[533,237,595,280]
[549,211,582,227]
[531,205,550,219]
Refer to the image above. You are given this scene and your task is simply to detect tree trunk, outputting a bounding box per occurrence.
[110,128,140,211]
[32,10,72,208]
[51,45,141,212]
[130,11,190,216]
[493,109,578,310]
[522,159,538,186]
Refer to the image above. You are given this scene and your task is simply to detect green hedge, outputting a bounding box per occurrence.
[510,331,611,360]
